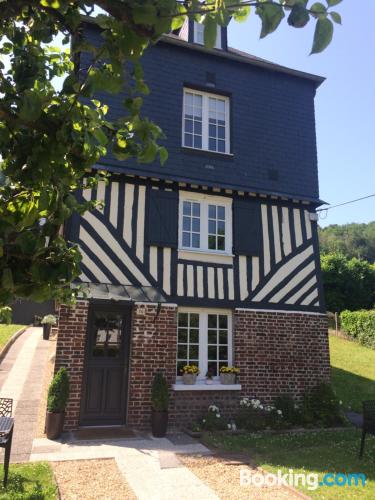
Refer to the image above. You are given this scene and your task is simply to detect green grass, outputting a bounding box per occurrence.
[330,335,375,412]
[0,462,57,499]
[204,430,375,499]
[0,325,24,349]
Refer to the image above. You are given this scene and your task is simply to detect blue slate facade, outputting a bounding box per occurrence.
[82,23,322,202]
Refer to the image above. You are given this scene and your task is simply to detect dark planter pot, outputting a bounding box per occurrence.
[46,411,65,440]
[151,410,168,437]
[43,324,51,340]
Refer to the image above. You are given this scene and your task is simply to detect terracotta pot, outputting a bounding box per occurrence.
[182,373,197,385]
[45,411,65,439]
[220,373,236,385]
[43,324,51,340]
[151,410,168,437]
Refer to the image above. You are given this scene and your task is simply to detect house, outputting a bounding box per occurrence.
[55,18,330,431]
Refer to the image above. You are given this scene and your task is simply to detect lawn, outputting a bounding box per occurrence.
[204,430,375,499]
[330,335,375,412]
[0,324,24,349]
[0,462,57,499]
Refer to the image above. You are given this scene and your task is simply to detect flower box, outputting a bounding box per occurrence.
[182,373,197,385]
[220,373,236,385]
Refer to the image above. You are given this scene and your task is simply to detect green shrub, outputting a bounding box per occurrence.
[151,372,169,411]
[236,398,287,431]
[302,383,346,427]
[340,309,375,348]
[47,368,69,413]
[200,405,228,431]
[273,394,303,426]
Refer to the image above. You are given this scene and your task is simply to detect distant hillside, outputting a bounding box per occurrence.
[319,222,375,263]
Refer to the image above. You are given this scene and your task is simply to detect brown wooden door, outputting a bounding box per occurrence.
[80,304,131,426]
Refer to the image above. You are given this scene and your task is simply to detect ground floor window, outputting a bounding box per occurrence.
[176,308,232,379]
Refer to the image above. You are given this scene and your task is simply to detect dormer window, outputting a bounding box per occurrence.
[193,21,222,49]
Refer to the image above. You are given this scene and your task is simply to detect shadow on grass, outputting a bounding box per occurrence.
[331,367,375,413]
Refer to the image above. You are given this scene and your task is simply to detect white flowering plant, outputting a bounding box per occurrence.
[199,404,227,431]
[237,397,287,431]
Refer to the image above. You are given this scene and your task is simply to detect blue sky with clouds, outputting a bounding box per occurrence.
[228,0,375,227]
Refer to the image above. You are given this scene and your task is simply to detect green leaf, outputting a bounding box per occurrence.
[329,11,342,24]
[326,0,342,6]
[92,128,108,146]
[133,5,157,25]
[232,6,251,23]
[203,17,217,48]
[19,90,42,121]
[2,268,14,289]
[310,2,327,18]
[288,4,310,28]
[257,4,285,38]
[159,147,168,165]
[311,18,334,54]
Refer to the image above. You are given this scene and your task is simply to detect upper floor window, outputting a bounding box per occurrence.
[193,21,222,49]
[183,89,230,154]
[179,191,232,254]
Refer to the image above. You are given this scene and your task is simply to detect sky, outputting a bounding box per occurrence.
[228,0,375,227]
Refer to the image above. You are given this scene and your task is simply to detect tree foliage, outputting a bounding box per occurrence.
[319,222,375,263]
[0,1,342,309]
[321,253,375,312]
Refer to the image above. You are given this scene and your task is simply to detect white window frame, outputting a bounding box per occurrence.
[193,21,222,49]
[182,88,230,154]
[179,191,233,255]
[177,308,233,382]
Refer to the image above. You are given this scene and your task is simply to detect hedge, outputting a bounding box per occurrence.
[340,310,375,348]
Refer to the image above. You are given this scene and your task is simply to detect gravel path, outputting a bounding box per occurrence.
[179,454,303,500]
[52,459,136,500]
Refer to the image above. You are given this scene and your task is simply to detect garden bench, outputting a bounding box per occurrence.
[0,398,14,487]
[359,400,375,458]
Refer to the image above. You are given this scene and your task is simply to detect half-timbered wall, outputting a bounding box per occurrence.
[71,177,324,313]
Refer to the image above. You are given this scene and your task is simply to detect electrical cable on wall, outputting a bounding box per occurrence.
[317,193,375,220]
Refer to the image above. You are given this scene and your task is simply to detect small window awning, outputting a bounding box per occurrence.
[76,282,166,303]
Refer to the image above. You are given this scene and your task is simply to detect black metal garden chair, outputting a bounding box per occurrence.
[0,398,14,487]
[359,400,375,458]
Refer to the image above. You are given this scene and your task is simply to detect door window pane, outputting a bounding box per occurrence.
[92,312,122,358]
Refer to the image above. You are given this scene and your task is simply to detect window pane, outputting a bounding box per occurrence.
[219,346,228,360]
[208,220,216,234]
[189,344,199,359]
[218,126,225,139]
[194,121,202,135]
[209,124,216,137]
[192,233,200,248]
[183,216,190,231]
[208,330,217,344]
[184,133,192,147]
[192,202,200,216]
[208,235,216,250]
[178,345,188,359]
[219,315,228,329]
[218,236,225,250]
[179,313,188,327]
[190,313,199,327]
[182,232,190,247]
[217,220,225,235]
[207,361,217,377]
[185,93,194,106]
[192,218,200,232]
[209,138,216,151]
[178,328,188,343]
[194,136,202,149]
[218,140,225,153]
[190,329,199,343]
[183,201,191,215]
[177,361,186,376]
[219,329,228,344]
[217,99,225,113]
[218,206,225,220]
[208,314,217,328]
[208,346,217,360]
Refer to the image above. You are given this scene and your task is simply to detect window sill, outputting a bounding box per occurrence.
[172,381,241,391]
[178,249,234,265]
[181,147,234,160]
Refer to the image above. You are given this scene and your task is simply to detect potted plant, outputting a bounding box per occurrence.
[151,372,169,437]
[45,367,69,439]
[181,365,199,385]
[41,314,57,340]
[205,368,215,385]
[220,366,240,385]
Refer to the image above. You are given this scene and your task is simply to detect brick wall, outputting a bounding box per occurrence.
[55,301,330,430]
[127,303,178,428]
[233,309,330,403]
[54,300,89,430]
